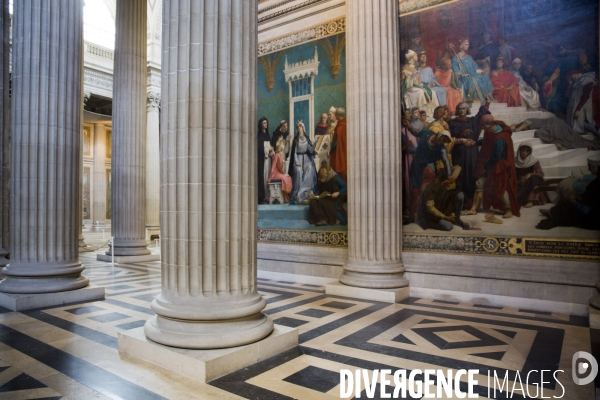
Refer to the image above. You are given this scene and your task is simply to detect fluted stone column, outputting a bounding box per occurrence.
[0,1,91,295]
[144,0,273,349]
[91,123,108,228]
[339,0,408,289]
[0,0,10,270]
[145,90,160,239]
[101,0,155,260]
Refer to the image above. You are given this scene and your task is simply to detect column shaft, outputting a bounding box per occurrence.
[92,123,107,226]
[0,0,88,293]
[0,0,10,267]
[144,0,273,349]
[145,91,160,231]
[108,0,150,256]
[341,0,408,288]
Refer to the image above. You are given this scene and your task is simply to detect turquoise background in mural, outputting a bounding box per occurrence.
[293,100,310,131]
[257,33,346,137]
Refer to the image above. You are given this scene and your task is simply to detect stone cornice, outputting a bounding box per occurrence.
[258,0,330,23]
[258,17,345,56]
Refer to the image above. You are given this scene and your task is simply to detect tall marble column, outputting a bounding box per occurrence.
[145,90,160,240]
[102,0,153,259]
[0,0,10,270]
[339,0,408,289]
[144,0,273,349]
[0,1,89,293]
[91,123,108,228]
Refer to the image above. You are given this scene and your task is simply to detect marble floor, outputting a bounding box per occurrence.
[0,250,597,399]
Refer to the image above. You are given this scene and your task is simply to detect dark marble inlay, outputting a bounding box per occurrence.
[283,366,340,393]
[115,320,147,330]
[412,325,506,350]
[107,285,135,290]
[296,308,334,319]
[64,305,105,315]
[0,323,166,399]
[493,328,517,339]
[321,301,355,310]
[0,372,47,392]
[131,292,161,302]
[432,299,460,305]
[418,319,442,324]
[519,308,553,316]
[472,351,506,361]
[88,312,131,323]
[274,317,309,328]
[473,304,503,310]
[391,333,415,345]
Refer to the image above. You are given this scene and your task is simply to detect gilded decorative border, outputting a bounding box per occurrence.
[257,230,600,260]
[403,234,600,260]
[258,17,345,56]
[257,229,348,247]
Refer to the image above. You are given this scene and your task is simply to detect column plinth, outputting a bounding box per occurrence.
[335,0,408,292]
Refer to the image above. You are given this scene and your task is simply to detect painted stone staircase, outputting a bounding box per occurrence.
[471,100,600,180]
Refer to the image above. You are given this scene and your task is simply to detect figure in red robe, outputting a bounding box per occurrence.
[463,114,520,220]
[267,138,293,202]
[330,108,347,182]
[490,57,521,107]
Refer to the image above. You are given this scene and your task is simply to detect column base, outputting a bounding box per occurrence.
[0,285,105,311]
[590,303,600,329]
[97,254,160,263]
[118,324,298,383]
[0,256,8,279]
[326,281,409,303]
[145,227,160,242]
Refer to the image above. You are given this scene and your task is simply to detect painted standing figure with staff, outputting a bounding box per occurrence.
[451,38,494,102]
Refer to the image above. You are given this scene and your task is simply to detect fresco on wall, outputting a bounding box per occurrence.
[257,33,348,235]
[83,166,91,220]
[400,0,600,258]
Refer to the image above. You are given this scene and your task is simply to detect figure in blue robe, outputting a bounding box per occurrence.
[452,54,494,102]
[419,67,447,107]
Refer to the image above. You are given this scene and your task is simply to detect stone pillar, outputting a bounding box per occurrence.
[144,0,273,349]
[0,0,10,270]
[100,0,155,261]
[0,1,99,298]
[91,123,108,229]
[145,90,160,240]
[338,0,408,290]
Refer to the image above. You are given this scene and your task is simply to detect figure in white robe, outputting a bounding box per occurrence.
[510,58,541,109]
[566,71,599,137]
[401,50,439,115]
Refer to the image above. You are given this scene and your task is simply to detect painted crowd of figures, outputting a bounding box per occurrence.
[402,33,599,137]
[257,107,348,227]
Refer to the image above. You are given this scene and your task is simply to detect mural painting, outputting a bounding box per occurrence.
[400,0,600,256]
[83,166,91,220]
[257,32,348,234]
